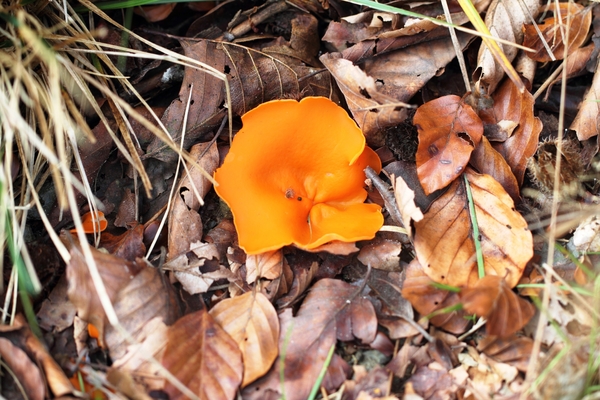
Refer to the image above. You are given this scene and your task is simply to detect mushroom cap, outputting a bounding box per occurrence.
[214,97,383,254]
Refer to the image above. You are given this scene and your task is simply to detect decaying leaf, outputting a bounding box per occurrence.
[0,337,46,400]
[246,250,283,284]
[460,275,535,338]
[413,168,533,288]
[243,279,377,399]
[523,2,592,62]
[63,232,144,343]
[167,141,219,262]
[162,309,243,400]
[414,95,483,194]
[210,291,279,387]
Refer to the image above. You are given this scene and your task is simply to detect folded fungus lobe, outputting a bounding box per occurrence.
[214,97,383,254]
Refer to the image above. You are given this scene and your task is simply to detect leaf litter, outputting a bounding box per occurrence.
[4,0,600,399]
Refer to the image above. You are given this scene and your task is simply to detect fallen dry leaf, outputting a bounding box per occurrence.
[168,141,219,262]
[414,95,483,194]
[523,2,592,62]
[393,175,424,237]
[63,232,144,344]
[100,223,146,262]
[413,168,533,288]
[479,78,542,186]
[460,275,535,338]
[276,261,319,309]
[320,53,407,146]
[104,264,179,361]
[477,335,533,372]
[473,0,540,95]
[357,238,403,271]
[469,136,520,202]
[37,274,76,333]
[570,56,600,140]
[162,309,243,400]
[0,337,46,400]
[210,291,279,387]
[401,260,469,334]
[246,250,283,284]
[243,278,377,399]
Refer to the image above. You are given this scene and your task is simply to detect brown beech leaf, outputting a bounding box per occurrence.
[523,2,592,62]
[460,275,535,338]
[571,58,600,140]
[100,223,146,262]
[477,335,533,372]
[470,136,520,202]
[473,0,540,95]
[104,264,180,361]
[413,168,533,288]
[276,261,319,308]
[210,291,279,387]
[357,238,402,271]
[414,95,483,195]
[243,279,377,400]
[401,260,469,335]
[319,52,407,147]
[246,250,283,284]
[0,337,45,400]
[479,79,542,185]
[162,309,243,400]
[168,141,219,262]
[63,232,144,343]
[146,40,225,163]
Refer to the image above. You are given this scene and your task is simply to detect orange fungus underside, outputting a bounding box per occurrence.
[214,97,383,254]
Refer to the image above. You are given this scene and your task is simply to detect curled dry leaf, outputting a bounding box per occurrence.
[523,2,592,62]
[320,53,407,146]
[413,168,533,288]
[276,261,319,309]
[0,337,45,400]
[210,291,279,387]
[571,58,600,140]
[167,141,219,262]
[460,275,535,338]
[162,309,243,400]
[100,223,146,262]
[414,95,483,195]
[473,0,540,95]
[246,249,283,284]
[243,279,377,400]
[479,78,542,186]
[393,175,424,237]
[401,260,470,335]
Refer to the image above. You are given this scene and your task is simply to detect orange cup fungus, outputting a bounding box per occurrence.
[214,97,383,254]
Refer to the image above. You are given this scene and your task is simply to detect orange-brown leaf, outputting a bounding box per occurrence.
[470,136,520,202]
[523,2,591,62]
[460,275,536,338]
[413,168,532,288]
[414,95,483,194]
[477,335,534,372]
[401,260,469,334]
[162,309,243,400]
[479,78,542,185]
[210,291,279,387]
